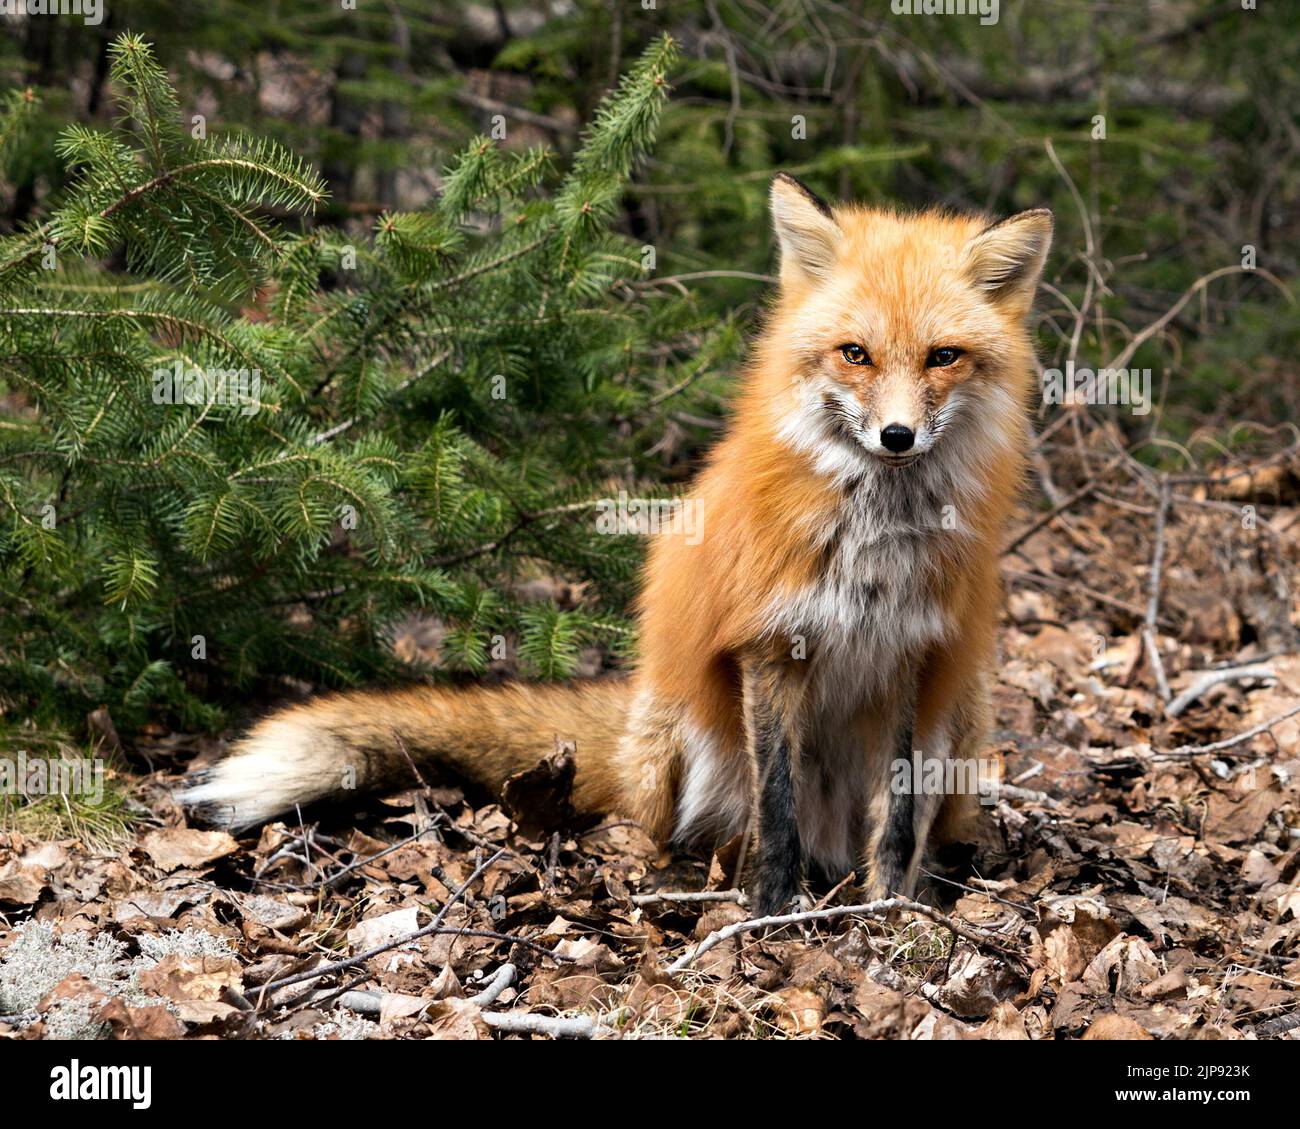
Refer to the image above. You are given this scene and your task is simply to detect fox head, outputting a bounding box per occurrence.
[762,173,1051,474]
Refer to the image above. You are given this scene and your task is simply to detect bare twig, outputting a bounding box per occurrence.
[981,781,1062,810]
[449,90,575,135]
[1155,703,1300,760]
[467,963,517,1007]
[1142,475,1173,703]
[630,889,748,907]
[1004,567,1160,625]
[917,868,1037,917]
[480,1011,619,1038]
[1103,266,1294,375]
[1044,138,1103,372]
[812,870,859,911]
[329,989,383,1014]
[254,823,444,892]
[321,961,515,1015]
[636,269,775,287]
[392,729,430,790]
[1255,1009,1300,1038]
[1166,665,1277,718]
[1003,452,1128,555]
[290,971,374,1014]
[292,805,315,875]
[666,897,1023,975]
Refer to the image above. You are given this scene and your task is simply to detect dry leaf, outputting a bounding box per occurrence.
[347,907,420,953]
[1082,1013,1153,1040]
[0,860,46,905]
[141,828,238,872]
[771,987,825,1036]
[423,998,490,1040]
[137,955,242,1001]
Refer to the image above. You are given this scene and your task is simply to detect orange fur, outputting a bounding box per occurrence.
[629,192,1047,858]
[183,177,1051,902]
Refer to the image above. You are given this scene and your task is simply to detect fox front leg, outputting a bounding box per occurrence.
[870,673,920,900]
[741,656,805,918]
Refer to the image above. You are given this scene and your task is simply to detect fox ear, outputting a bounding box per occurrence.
[770,173,841,283]
[964,209,1053,308]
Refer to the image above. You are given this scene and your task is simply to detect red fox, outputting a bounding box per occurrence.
[181,175,1052,916]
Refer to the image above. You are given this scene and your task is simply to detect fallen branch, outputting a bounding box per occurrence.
[329,990,382,1014]
[1166,665,1276,718]
[294,971,372,1014]
[480,1011,619,1039]
[468,963,517,1007]
[1004,567,1164,626]
[1103,265,1294,374]
[326,962,517,1016]
[666,896,1023,975]
[254,824,444,892]
[1003,451,1128,555]
[1142,476,1173,704]
[631,889,748,906]
[1155,702,1300,759]
[1255,1009,1300,1038]
[981,781,1062,810]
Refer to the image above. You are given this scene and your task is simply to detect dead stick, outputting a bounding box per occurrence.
[468,963,517,1007]
[666,897,1022,975]
[284,971,373,1013]
[1255,1009,1300,1038]
[631,889,748,906]
[812,869,859,911]
[1166,665,1276,718]
[324,962,518,1015]
[481,1011,619,1038]
[1142,475,1173,703]
[1155,702,1300,760]
[981,781,1062,810]
[254,823,444,892]
[1004,567,1159,625]
[392,729,430,790]
[1003,452,1127,555]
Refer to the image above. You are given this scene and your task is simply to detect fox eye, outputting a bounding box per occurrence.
[840,344,872,366]
[927,346,963,368]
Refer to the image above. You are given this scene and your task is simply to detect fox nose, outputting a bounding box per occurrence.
[880,423,915,453]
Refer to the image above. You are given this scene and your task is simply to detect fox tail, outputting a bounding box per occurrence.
[177,679,633,830]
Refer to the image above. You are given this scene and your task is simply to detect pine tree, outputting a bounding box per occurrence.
[0,32,730,737]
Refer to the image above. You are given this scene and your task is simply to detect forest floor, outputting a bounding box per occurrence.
[2,446,1299,1040]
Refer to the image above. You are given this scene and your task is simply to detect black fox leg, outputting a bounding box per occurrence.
[900,789,945,897]
[873,722,915,898]
[869,677,920,899]
[873,714,952,899]
[742,658,804,918]
[899,719,955,896]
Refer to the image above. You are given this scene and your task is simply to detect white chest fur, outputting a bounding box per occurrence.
[762,463,966,719]
[763,374,1014,719]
